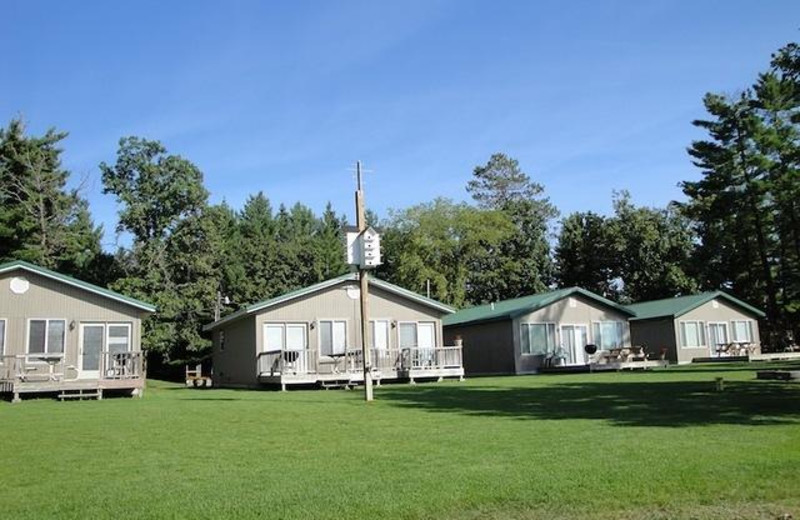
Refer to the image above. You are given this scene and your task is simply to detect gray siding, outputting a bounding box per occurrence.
[0,269,145,379]
[444,294,632,375]
[673,298,762,363]
[212,280,447,387]
[252,282,444,354]
[629,318,677,362]
[212,315,257,387]
[444,319,514,375]
[513,294,631,373]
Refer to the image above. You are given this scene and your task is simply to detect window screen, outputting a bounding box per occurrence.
[28,320,47,354]
[399,323,417,348]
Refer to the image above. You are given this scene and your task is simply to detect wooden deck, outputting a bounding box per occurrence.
[749,352,800,362]
[1,351,145,402]
[256,346,465,389]
[540,359,668,374]
[591,359,668,371]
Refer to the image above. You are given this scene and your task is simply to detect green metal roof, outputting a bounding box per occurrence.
[625,291,765,321]
[0,260,157,313]
[442,287,635,327]
[203,274,454,331]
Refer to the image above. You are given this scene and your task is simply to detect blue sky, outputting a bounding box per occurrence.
[2,1,798,249]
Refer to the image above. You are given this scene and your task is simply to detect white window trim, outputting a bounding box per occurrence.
[106,323,132,352]
[370,318,392,350]
[679,320,706,349]
[0,318,6,360]
[418,321,438,348]
[396,321,438,350]
[520,322,558,356]
[317,318,349,357]
[77,322,133,373]
[707,321,729,346]
[262,322,308,353]
[591,320,626,350]
[560,323,589,362]
[25,318,67,360]
[397,321,417,349]
[730,320,753,343]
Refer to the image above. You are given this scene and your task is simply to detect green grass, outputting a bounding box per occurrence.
[2,362,799,520]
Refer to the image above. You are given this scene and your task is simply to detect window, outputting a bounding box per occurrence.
[320,320,347,356]
[592,321,625,350]
[263,323,307,352]
[399,322,417,348]
[679,321,706,348]
[371,320,390,350]
[398,322,437,349]
[708,322,728,347]
[286,325,306,350]
[0,319,5,356]
[731,320,753,343]
[107,324,131,354]
[219,330,225,351]
[520,323,557,355]
[265,324,284,351]
[28,319,65,356]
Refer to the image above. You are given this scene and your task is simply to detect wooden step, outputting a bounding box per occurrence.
[320,380,353,390]
[58,389,101,400]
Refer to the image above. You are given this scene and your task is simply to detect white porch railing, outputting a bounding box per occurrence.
[0,351,144,383]
[256,346,463,379]
[402,346,463,371]
[101,351,144,380]
[257,349,318,377]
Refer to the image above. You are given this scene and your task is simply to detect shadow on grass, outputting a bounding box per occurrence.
[663,361,800,374]
[378,379,800,427]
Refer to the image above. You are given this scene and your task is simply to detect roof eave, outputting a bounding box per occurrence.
[0,260,157,313]
[203,274,453,331]
[673,292,766,319]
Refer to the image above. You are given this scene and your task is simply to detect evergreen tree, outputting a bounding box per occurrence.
[313,202,348,281]
[228,192,283,305]
[683,92,781,338]
[467,153,558,299]
[554,211,621,299]
[0,118,103,274]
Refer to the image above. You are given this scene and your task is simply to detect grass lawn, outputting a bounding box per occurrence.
[1,362,799,520]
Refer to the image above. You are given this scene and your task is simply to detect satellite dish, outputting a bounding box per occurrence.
[584,344,598,355]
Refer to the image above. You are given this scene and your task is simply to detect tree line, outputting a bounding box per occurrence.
[2,41,798,363]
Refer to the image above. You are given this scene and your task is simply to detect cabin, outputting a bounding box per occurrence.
[0,260,155,402]
[626,291,764,364]
[203,274,463,389]
[443,287,636,375]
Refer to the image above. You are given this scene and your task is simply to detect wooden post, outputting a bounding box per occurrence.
[356,161,374,402]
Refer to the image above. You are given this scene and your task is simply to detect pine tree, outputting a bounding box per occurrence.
[467,153,558,299]
[0,118,103,273]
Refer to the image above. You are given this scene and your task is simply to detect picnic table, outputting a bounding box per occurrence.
[601,346,647,363]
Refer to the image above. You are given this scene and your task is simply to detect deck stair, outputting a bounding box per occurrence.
[58,388,101,401]
[320,379,353,390]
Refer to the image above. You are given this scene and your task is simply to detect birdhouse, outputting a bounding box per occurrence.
[344,226,382,269]
[359,227,381,268]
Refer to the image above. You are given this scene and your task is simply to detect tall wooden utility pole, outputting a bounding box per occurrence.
[355,161,374,402]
